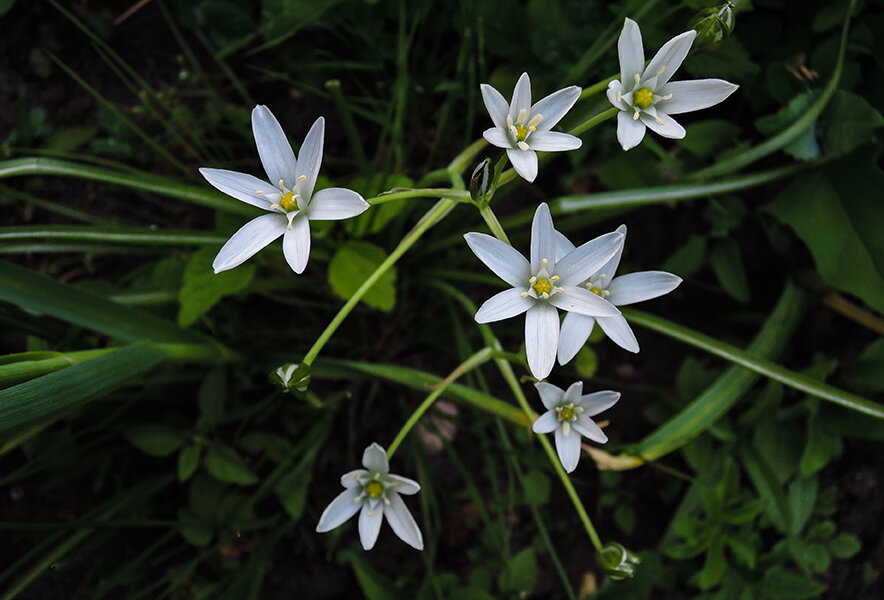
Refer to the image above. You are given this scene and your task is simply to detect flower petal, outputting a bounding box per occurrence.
[481,83,511,130]
[555,230,625,286]
[509,72,532,121]
[606,271,682,305]
[573,414,608,443]
[555,424,582,473]
[341,469,369,488]
[550,286,620,317]
[464,232,531,287]
[617,110,647,151]
[296,116,324,202]
[557,312,595,365]
[527,131,582,152]
[535,381,565,410]
[316,487,361,532]
[531,85,581,131]
[525,303,559,381]
[387,474,420,495]
[657,79,739,115]
[212,213,286,273]
[358,503,384,550]
[475,288,534,324]
[640,111,685,139]
[251,105,297,188]
[506,147,538,182]
[199,168,277,209]
[597,315,640,353]
[554,230,576,262]
[618,18,645,85]
[282,214,311,274]
[596,224,628,282]
[530,203,556,273]
[532,411,558,434]
[563,381,583,404]
[384,492,424,550]
[362,442,389,474]
[643,30,696,86]
[483,127,512,149]
[307,187,369,220]
[607,80,630,111]
[580,390,621,418]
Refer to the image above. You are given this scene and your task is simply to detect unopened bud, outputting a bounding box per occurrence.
[688,2,735,52]
[469,158,492,203]
[596,542,641,581]
[270,362,311,393]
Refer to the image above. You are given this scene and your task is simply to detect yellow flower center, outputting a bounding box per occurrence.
[279,190,299,212]
[533,278,552,296]
[634,87,654,109]
[560,406,574,421]
[365,481,384,498]
[514,123,530,142]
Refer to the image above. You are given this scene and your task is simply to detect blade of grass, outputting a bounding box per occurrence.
[0,225,227,246]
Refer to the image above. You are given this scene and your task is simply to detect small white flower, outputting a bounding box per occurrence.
[532,381,620,473]
[480,73,582,182]
[607,18,739,151]
[316,443,423,551]
[555,225,682,364]
[464,203,624,381]
[200,105,370,274]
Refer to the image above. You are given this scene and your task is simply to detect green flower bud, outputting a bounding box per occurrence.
[270,362,311,393]
[470,158,492,204]
[596,542,642,581]
[688,2,735,52]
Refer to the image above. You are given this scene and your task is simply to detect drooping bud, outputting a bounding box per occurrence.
[469,158,492,204]
[688,2,735,53]
[596,542,642,580]
[270,362,311,393]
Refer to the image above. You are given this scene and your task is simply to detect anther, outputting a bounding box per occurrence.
[278,179,285,189]
[529,276,537,283]
[656,116,664,125]
[517,141,529,151]
[255,190,265,195]
[661,93,672,100]
[298,174,307,181]
[550,275,560,281]
[562,422,571,436]
[542,292,549,299]
[616,90,622,101]
[527,114,543,128]
[517,108,528,123]
[633,110,640,120]
[657,65,666,75]
[520,292,530,298]
[634,73,641,84]
[541,258,548,268]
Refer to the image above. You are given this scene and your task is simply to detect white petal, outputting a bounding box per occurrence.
[475,288,534,323]
[341,469,369,488]
[617,111,647,151]
[525,303,559,381]
[307,187,369,220]
[530,203,556,273]
[549,286,620,317]
[199,168,277,209]
[606,271,682,305]
[358,503,384,550]
[251,105,297,188]
[535,381,565,410]
[580,390,621,418]
[212,213,286,273]
[316,487,361,532]
[506,147,538,182]
[555,230,624,286]
[563,381,583,404]
[553,230,576,262]
[657,79,739,115]
[296,117,324,202]
[509,72,532,121]
[573,414,608,444]
[555,425,582,473]
[597,315,640,353]
[530,85,581,131]
[532,411,558,434]
[643,30,696,86]
[282,215,311,274]
[607,80,630,111]
[483,127,512,149]
[464,232,531,287]
[618,18,645,85]
[526,131,582,152]
[557,312,595,365]
[384,493,423,550]
[362,442,389,474]
[596,224,628,282]
[387,474,420,495]
[641,111,685,139]
[480,83,511,130]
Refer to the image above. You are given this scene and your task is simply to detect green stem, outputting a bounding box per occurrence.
[386,347,493,458]
[447,137,488,177]
[366,187,470,205]
[326,79,369,172]
[569,106,619,137]
[580,75,617,100]
[477,204,511,245]
[301,197,458,366]
[0,225,227,246]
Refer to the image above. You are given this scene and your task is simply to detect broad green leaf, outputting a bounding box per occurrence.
[44,126,96,152]
[522,469,550,506]
[725,534,756,568]
[178,508,213,547]
[741,445,793,534]
[178,444,202,482]
[799,415,840,476]
[275,469,310,519]
[761,567,825,598]
[328,241,397,311]
[663,235,707,278]
[178,247,254,327]
[614,505,637,534]
[346,552,403,600]
[698,538,727,589]
[498,548,537,596]
[189,473,224,518]
[574,345,597,378]
[788,476,818,536]
[204,443,259,485]
[755,93,820,161]
[822,91,884,157]
[709,240,750,303]
[828,532,861,559]
[124,425,185,457]
[676,120,741,158]
[683,37,759,80]
[197,368,227,430]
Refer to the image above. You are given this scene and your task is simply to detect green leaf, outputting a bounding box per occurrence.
[574,345,598,378]
[677,120,741,158]
[614,505,637,534]
[709,239,750,303]
[828,532,861,559]
[822,91,884,157]
[765,172,884,315]
[178,444,202,482]
[178,508,213,547]
[328,241,397,311]
[741,445,793,534]
[204,443,259,485]
[799,415,840,476]
[522,469,550,506]
[498,548,537,595]
[275,469,310,519]
[683,37,759,81]
[124,425,184,457]
[447,589,496,600]
[663,235,707,278]
[346,552,403,600]
[44,126,96,152]
[0,0,17,17]
[178,247,254,327]
[725,534,756,568]
[761,567,825,598]
[788,476,818,536]
[698,538,727,589]
[197,368,227,430]
[755,93,820,161]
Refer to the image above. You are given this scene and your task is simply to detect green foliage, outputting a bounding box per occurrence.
[328,241,397,311]
[178,247,255,327]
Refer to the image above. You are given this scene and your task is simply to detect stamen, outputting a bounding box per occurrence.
[278,179,285,189]
[656,116,664,125]
[529,276,537,283]
[270,203,282,211]
[562,421,571,436]
[634,73,641,84]
[661,93,672,100]
[384,497,391,506]
[517,141,529,151]
[574,406,584,413]
[298,174,307,181]
[541,258,548,268]
[633,110,640,120]
[507,115,514,128]
[254,190,265,195]
[554,286,564,293]
[517,108,528,123]
[520,292,530,298]
[527,114,543,128]
[657,65,666,76]
[541,292,549,299]
[550,275,560,281]
[616,90,622,102]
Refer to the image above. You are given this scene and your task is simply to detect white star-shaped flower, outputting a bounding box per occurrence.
[554,224,682,364]
[480,72,582,182]
[532,381,620,473]
[464,203,624,381]
[200,105,370,274]
[316,443,423,551]
[607,18,739,151]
